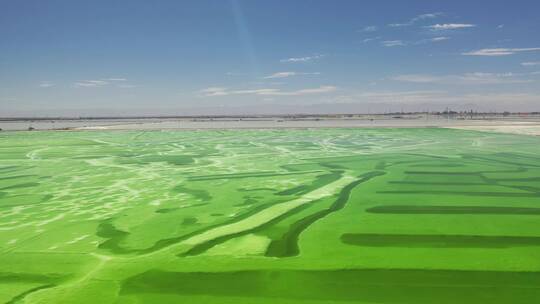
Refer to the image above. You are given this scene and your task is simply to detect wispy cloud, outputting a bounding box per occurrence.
[200,87,229,96]
[463,47,540,56]
[279,86,336,95]
[359,25,377,32]
[75,80,109,87]
[280,54,324,63]
[381,36,449,47]
[200,85,336,97]
[263,71,320,79]
[413,37,451,45]
[74,78,133,88]
[74,83,99,87]
[431,36,450,42]
[388,12,443,27]
[362,37,381,43]
[104,78,127,81]
[357,90,444,101]
[264,72,297,79]
[426,23,476,30]
[38,82,54,88]
[382,40,406,47]
[392,72,534,85]
[521,61,540,66]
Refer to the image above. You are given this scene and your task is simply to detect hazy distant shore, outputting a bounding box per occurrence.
[1,114,540,136]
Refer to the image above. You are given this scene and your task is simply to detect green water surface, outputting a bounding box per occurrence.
[0,128,539,303]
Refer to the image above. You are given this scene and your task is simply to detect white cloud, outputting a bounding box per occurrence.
[275,86,336,96]
[200,87,229,96]
[74,78,133,87]
[75,80,109,87]
[200,85,337,97]
[413,37,451,45]
[427,23,476,30]
[388,12,443,27]
[359,25,377,32]
[280,54,324,63]
[38,82,54,88]
[388,23,410,27]
[416,13,443,20]
[463,47,540,56]
[263,71,320,79]
[362,37,380,43]
[87,80,108,85]
[75,82,101,87]
[382,40,405,47]
[431,36,450,42]
[497,24,505,29]
[264,72,296,79]
[392,72,534,85]
[522,61,540,66]
[357,90,445,101]
[457,72,533,84]
[379,37,449,47]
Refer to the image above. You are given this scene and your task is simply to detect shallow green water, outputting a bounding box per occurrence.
[0,128,539,303]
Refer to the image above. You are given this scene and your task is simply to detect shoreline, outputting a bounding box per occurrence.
[1,115,540,136]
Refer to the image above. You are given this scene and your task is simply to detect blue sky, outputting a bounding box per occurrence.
[1,0,539,116]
